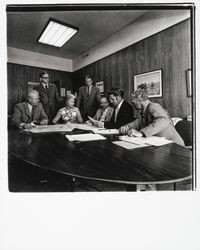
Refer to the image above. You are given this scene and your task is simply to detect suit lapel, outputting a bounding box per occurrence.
[116,101,124,121]
[24,102,31,117]
[39,83,48,94]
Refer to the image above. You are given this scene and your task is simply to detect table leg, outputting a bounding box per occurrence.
[69,177,76,192]
[173,182,177,191]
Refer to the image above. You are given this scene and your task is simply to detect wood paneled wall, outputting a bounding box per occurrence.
[7,63,72,115]
[73,19,191,118]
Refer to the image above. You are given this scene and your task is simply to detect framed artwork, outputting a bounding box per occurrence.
[95,81,104,93]
[134,69,162,98]
[186,69,192,97]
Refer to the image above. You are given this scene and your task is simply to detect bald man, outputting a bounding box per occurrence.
[13,90,48,129]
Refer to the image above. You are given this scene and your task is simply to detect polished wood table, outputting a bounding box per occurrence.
[8,129,192,190]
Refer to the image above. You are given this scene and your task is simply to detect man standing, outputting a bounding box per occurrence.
[76,75,101,121]
[119,88,184,146]
[93,87,134,129]
[33,71,61,123]
[13,90,48,129]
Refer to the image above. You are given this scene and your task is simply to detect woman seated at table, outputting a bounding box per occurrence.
[52,94,83,124]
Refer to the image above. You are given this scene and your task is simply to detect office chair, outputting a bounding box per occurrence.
[175,120,192,148]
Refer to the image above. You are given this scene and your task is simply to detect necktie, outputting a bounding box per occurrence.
[141,112,146,126]
[86,87,90,97]
[31,106,34,122]
[45,84,48,90]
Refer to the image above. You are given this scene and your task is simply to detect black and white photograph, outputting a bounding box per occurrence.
[1,1,200,250]
[7,3,194,193]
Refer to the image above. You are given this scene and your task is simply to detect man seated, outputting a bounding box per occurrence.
[90,87,134,129]
[119,88,184,146]
[86,95,114,124]
[13,90,48,129]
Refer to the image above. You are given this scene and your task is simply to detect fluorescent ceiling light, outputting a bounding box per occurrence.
[38,18,79,48]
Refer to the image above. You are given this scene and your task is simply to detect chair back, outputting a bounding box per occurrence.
[175,120,192,146]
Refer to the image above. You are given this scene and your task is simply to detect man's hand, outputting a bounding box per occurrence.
[128,129,143,137]
[94,121,103,128]
[40,119,48,125]
[119,125,129,134]
[23,123,34,130]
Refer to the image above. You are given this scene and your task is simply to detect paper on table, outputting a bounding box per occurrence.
[94,129,119,135]
[112,141,148,149]
[65,133,106,142]
[119,135,173,146]
[143,136,173,146]
[118,135,148,146]
[23,124,73,133]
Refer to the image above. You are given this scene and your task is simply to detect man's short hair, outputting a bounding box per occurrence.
[131,88,149,101]
[85,75,93,80]
[108,87,124,98]
[39,71,48,78]
[28,90,39,98]
[100,95,109,102]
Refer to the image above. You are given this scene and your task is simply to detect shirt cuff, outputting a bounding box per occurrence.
[19,123,25,129]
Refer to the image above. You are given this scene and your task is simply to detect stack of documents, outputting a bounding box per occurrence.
[118,135,173,147]
[66,133,106,142]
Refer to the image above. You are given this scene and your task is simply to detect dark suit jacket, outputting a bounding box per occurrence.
[76,85,101,119]
[33,83,60,122]
[104,100,134,129]
[13,102,48,128]
[126,102,185,146]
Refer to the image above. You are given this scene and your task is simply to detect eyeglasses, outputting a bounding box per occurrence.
[42,77,49,79]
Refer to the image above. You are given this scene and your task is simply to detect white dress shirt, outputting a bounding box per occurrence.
[114,99,124,122]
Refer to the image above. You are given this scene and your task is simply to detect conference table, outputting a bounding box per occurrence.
[8,128,193,191]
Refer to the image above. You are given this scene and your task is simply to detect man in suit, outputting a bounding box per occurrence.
[13,90,48,129]
[93,96,114,122]
[119,88,184,146]
[33,71,61,123]
[86,95,113,123]
[76,75,101,121]
[93,87,134,129]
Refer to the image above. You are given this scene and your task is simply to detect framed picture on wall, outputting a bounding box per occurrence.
[186,69,192,97]
[95,81,104,93]
[134,69,162,98]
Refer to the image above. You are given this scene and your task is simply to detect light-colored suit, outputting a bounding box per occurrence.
[126,102,185,146]
[13,102,48,128]
[76,85,101,121]
[93,107,114,122]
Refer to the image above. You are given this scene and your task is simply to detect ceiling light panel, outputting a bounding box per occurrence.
[38,19,79,48]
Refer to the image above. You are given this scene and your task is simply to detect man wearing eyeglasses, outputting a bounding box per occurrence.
[33,71,61,123]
